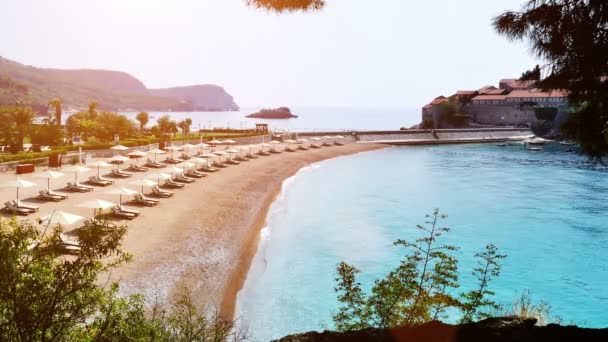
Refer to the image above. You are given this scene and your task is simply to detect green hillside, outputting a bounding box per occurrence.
[0,56,237,113]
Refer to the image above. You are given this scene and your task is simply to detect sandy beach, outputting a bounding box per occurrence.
[0,141,386,319]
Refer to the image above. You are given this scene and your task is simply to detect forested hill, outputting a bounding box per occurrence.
[0,56,238,113]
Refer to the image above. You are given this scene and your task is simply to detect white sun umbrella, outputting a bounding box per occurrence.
[208,139,222,151]
[32,170,65,191]
[165,166,184,175]
[1,178,37,202]
[146,172,171,184]
[284,139,297,144]
[335,135,345,139]
[105,187,139,206]
[87,160,112,177]
[40,210,84,226]
[110,144,129,151]
[63,165,91,183]
[269,140,282,144]
[191,157,207,169]
[180,162,196,170]
[164,145,181,158]
[198,153,216,167]
[224,148,239,160]
[212,150,227,162]
[77,198,116,217]
[223,139,237,145]
[127,150,147,165]
[148,148,166,161]
[109,155,130,171]
[129,178,157,193]
[181,144,196,156]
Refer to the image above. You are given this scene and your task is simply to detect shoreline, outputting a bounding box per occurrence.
[219,145,387,320]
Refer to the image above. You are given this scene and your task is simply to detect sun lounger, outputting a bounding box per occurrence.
[111,206,137,219]
[127,164,149,172]
[151,185,173,197]
[174,173,196,183]
[163,157,181,164]
[3,201,34,215]
[285,146,297,152]
[269,148,282,154]
[334,141,345,146]
[297,145,309,151]
[246,153,259,159]
[145,159,165,168]
[60,233,81,254]
[134,193,159,206]
[83,218,117,230]
[87,176,113,187]
[118,205,140,216]
[65,182,94,192]
[198,165,219,172]
[322,142,333,147]
[180,153,191,160]
[110,169,132,178]
[257,150,271,156]
[14,200,39,212]
[310,144,321,149]
[184,170,206,178]
[211,161,227,168]
[234,155,249,162]
[225,159,240,165]
[163,179,185,188]
[37,189,66,202]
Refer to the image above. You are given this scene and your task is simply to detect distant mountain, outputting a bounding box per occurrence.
[150,85,239,111]
[0,56,239,113]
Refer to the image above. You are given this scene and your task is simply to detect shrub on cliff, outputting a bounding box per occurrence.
[332,209,506,331]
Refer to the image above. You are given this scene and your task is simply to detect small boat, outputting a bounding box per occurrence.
[496,143,507,147]
[527,147,543,151]
[526,138,546,146]
[560,140,575,146]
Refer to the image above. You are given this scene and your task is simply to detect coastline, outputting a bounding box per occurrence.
[219,145,387,320]
[105,142,388,318]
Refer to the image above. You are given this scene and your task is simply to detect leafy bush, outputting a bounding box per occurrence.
[333,209,506,330]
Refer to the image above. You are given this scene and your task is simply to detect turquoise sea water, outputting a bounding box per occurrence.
[236,144,608,341]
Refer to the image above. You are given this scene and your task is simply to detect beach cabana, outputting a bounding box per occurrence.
[77,198,116,218]
[63,165,91,182]
[1,178,37,202]
[105,187,139,206]
[32,170,65,191]
[40,210,84,226]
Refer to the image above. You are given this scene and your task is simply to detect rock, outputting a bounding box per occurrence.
[246,107,298,119]
[275,317,608,342]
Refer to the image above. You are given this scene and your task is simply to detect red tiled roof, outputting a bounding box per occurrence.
[456,90,477,95]
[471,95,508,101]
[506,89,568,98]
[430,97,448,105]
[478,86,498,94]
[499,79,537,89]
[486,88,507,95]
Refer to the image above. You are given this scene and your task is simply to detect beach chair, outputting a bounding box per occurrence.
[133,193,159,206]
[225,158,240,165]
[127,164,149,172]
[88,176,113,187]
[3,201,34,215]
[211,161,227,168]
[334,141,345,146]
[198,165,219,173]
[14,200,39,212]
[163,178,185,189]
[118,205,140,216]
[145,159,165,168]
[110,169,132,178]
[257,150,271,156]
[151,185,173,197]
[180,153,191,160]
[184,169,206,178]
[297,145,309,151]
[83,218,117,230]
[111,206,137,219]
[234,155,248,162]
[59,233,81,254]
[269,148,282,154]
[310,143,321,149]
[322,141,333,147]
[174,173,196,183]
[65,182,94,192]
[245,152,259,159]
[37,189,65,202]
[285,146,297,152]
[163,157,181,164]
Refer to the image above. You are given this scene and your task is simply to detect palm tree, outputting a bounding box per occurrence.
[88,102,99,117]
[135,112,149,132]
[8,105,36,151]
[48,98,62,126]
[247,0,324,12]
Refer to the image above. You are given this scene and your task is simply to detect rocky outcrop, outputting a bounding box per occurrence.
[246,107,298,119]
[149,85,239,111]
[275,317,608,342]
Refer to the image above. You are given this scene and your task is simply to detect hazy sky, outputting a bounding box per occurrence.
[0,0,538,108]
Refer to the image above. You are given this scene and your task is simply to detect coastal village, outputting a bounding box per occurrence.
[421,78,569,128]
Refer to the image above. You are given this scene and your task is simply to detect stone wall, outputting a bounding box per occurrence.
[354,128,534,145]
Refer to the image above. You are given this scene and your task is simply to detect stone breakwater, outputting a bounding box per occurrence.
[354,128,534,145]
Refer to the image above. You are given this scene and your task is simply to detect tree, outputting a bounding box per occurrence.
[4,105,36,151]
[47,98,62,126]
[177,118,193,135]
[135,111,149,132]
[88,101,99,117]
[493,1,608,157]
[246,0,325,12]
[333,210,505,331]
[157,115,174,136]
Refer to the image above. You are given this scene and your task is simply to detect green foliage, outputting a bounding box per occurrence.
[502,290,563,326]
[65,110,135,142]
[48,98,62,126]
[0,218,247,341]
[493,1,608,156]
[0,105,36,151]
[177,118,193,135]
[29,124,63,147]
[246,0,325,12]
[333,210,505,331]
[135,111,149,132]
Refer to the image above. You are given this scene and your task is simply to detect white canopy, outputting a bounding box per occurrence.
[225,148,239,153]
[40,211,84,226]
[77,199,116,209]
[87,161,112,168]
[129,179,157,187]
[208,139,222,144]
[164,145,182,151]
[146,172,171,181]
[1,178,37,202]
[32,170,65,190]
[105,187,139,205]
[110,145,129,151]
[109,155,130,163]
[284,139,297,144]
[212,151,227,156]
[64,165,91,173]
[269,140,282,144]
[223,139,237,144]
[148,148,166,154]
[127,150,147,157]
[165,166,184,174]
[198,153,216,158]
